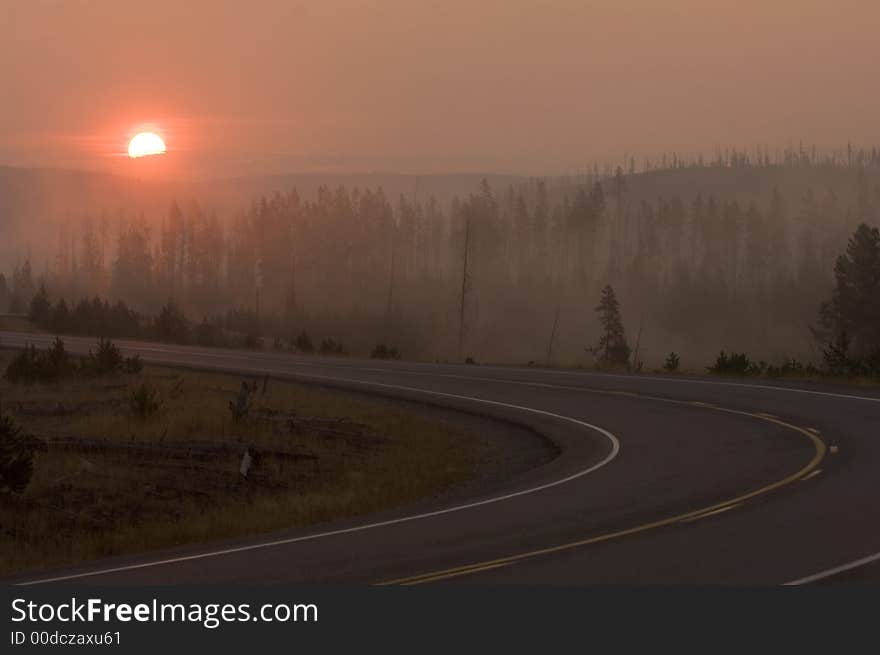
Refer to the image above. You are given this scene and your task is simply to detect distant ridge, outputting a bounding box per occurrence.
[2,158,878,270]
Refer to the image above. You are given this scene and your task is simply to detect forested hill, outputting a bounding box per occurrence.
[2,151,879,366]
[187,172,527,214]
[556,160,880,212]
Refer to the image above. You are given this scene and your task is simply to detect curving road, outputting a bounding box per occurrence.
[2,331,879,586]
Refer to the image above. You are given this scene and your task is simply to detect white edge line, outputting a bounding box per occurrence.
[785,551,880,585]
[7,332,867,587]
[18,371,620,586]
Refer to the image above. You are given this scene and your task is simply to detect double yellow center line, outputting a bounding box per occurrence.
[380,400,827,585]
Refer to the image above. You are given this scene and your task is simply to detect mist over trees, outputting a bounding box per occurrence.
[3,147,880,366]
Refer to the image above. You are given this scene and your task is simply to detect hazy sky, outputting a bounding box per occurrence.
[2,0,878,178]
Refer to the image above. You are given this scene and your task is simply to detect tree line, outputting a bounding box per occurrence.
[2,154,879,366]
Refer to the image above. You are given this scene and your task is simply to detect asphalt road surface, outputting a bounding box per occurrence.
[3,331,879,586]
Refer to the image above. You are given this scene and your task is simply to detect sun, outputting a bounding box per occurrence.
[128,132,167,158]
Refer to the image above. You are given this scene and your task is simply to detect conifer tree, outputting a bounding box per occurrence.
[590,284,630,367]
[0,274,10,313]
[818,223,880,356]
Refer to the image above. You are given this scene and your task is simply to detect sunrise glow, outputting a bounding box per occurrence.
[127,132,166,158]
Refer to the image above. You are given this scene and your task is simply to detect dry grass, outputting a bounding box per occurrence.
[0,316,39,333]
[0,351,476,576]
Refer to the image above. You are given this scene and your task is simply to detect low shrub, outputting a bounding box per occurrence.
[707,351,758,375]
[371,344,401,360]
[319,338,345,355]
[764,358,815,377]
[129,383,162,420]
[4,345,41,384]
[4,338,74,384]
[81,338,124,376]
[708,352,827,379]
[295,331,314,354]
[238,333,264,350]
[664,352,680,372]
[123,354,144,374]
[5,338,142,384]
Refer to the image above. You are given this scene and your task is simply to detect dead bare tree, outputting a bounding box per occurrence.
[631,314,645,372]
[384,224,396,341]
[458,216,471,359]
[546,305,560,364]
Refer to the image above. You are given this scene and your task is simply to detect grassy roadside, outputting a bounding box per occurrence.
[4,316,879,389]
[640,364,880,388]
[0,350,477,576]
[0,316,39,333]
[505,359,880,389]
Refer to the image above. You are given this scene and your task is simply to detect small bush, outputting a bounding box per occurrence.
[123,354,144,374]
[4,338,74,384]
[45,337,73,376]
[319,338,345,355]
[765,358,800,377]
[0,407,46,494]
[239,334,264,350]
[708,351,755,375]
[129,383,162,420]
[295,331,314,353]
[4,345,41,384]
[664,352,680,372]
[371,344,401,360]
[5,338,140,384]
[81,338,124,376]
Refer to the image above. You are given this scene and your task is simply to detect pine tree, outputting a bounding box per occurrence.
[590,284,630,367]
[12,259,35,308]
[0,405,40,494]
[28,281,51,326]
[112,218,155,310]
[818,223,880,356]
[0,274,9,313]
[80,216,103,291]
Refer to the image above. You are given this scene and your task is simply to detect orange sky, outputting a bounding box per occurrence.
[2,0,878,179]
